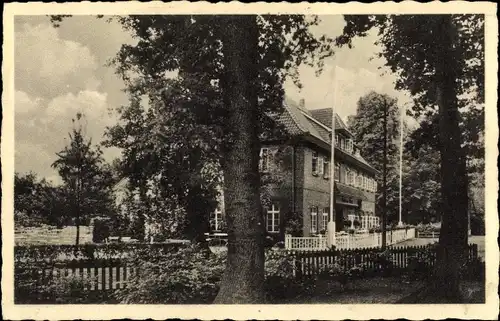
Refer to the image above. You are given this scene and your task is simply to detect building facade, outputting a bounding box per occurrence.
[210,98,379,240]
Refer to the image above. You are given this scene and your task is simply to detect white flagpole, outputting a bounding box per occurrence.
[327,65,338,248]
[398,103,405,226]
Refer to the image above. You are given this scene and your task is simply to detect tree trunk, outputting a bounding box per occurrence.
[214,15,265,304]
[429,15,469,302]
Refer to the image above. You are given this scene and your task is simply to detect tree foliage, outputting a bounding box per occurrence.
[347,91,401,221]
[49,14,334,303]
[52,113,117,245]
[14,172,69,227]
[337,14,484,302]
[99,15,334,241]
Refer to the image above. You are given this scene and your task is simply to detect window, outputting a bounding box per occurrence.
[341,166,347,183]
[267,204,280,233]
[362,175,366,189]
[310,206,318,234]
[323,159,330,178]
[340,138,345,150]
[373,180,377,192]
[334,164,340,181]
[347,170,355,186]
[335,134,339,146]
[347,139,353,153]
[318,156,324,175]
[356,172,362,187]
[260,148,270,172]
[322,207,329,231]
[312,151,318,174]
[210,207,223,232]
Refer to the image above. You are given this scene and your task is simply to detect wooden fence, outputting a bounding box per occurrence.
[15,259,138,294]
[15,243,479,300]
[288,243,478,278]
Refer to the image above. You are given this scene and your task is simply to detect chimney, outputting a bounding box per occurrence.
[299,98,305,109]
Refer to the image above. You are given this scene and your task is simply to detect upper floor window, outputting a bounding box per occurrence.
[335,134,339,146]
[260,148,270,172]
[356,172,362,187]
[312,151,318,174]
[266,204,280,233]
[373,180,377,192]
[347,170,355,186]
[318,156,324,176]
[347,139,354,153]
[334,164,340,181]
[323,159,330,179]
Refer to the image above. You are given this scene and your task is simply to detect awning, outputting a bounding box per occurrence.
[335,183,368,201]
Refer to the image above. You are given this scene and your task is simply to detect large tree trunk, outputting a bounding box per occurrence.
[214,15,265,304]
[428,15,469,302]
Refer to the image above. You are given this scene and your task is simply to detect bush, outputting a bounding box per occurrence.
[115,244,225,304]
[116,246,315,304]
[15,272,96,304]
[264,250,315,301]
[47,274,97,304]
[460,257,485,281]
[405,245,437,280]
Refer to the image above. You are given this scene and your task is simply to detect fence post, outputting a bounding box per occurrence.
[285,234,290,250]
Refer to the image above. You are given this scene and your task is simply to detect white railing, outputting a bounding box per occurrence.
[285,228,416,251]
[284,235,327,250]
[416,230,440,238]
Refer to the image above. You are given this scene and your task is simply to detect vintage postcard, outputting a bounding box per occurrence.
[2,1,498,320]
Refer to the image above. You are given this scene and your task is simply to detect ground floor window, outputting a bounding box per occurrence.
[267,204,280,233]
[210,207,223,232]
[310,206,318,234]
[322,207,329,232]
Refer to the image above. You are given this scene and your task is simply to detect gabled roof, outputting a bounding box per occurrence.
[276,98,376,173]
[310,108,353,136]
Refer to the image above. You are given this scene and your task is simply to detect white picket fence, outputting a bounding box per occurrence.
[285,228,416,250]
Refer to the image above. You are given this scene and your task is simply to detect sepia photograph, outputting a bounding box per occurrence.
[2,2,498,320]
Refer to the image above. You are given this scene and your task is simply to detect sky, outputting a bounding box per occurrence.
[14,15,412,185]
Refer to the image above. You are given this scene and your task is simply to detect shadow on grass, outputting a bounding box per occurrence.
[396,280,485,304]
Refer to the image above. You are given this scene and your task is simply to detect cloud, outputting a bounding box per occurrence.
[15,22,101,99]
[15,90,117,182]
[285,24,412,123]
[15,90,41,115]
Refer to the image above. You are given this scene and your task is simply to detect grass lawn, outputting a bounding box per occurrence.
[281,277,425,304]
[395,235,485,260]
[279,277,485,304]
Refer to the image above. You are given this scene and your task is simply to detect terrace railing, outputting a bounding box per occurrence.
[285,228,416,251]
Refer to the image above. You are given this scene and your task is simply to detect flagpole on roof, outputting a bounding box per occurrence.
[327,65,338,248]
